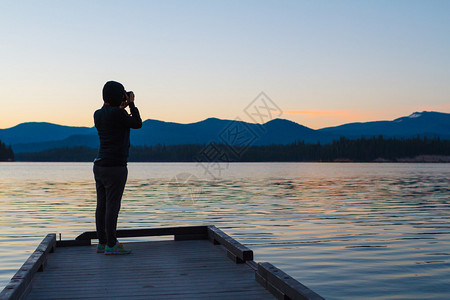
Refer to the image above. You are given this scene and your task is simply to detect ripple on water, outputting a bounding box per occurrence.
[0,162,449,299]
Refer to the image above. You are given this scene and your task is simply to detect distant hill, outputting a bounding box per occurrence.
[318,111,450,139]
[0,122,96,145]
[130,118,321,146]
[12,135,99,153]
[1,111,449,153]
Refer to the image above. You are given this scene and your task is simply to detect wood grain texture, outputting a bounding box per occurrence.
[0,234,56,300]
[257,262,325,300]
[207,226,253,262]
[26,240,273,299]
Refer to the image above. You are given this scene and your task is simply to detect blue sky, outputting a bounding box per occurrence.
[1,0,449,129]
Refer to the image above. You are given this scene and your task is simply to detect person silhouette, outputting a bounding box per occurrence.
[93,80,142,254]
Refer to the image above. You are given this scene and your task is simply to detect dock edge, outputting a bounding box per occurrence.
[0,226,324,300]
[0,234,56,300]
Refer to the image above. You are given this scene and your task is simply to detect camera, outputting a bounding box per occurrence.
[125,91,131,98]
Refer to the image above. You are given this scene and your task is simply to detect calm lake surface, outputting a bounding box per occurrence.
[0,162,449,299]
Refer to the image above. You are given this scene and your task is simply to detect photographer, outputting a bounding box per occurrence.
[93,80,142,255]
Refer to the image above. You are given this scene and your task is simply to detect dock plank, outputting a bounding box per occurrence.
[26,240,273,299]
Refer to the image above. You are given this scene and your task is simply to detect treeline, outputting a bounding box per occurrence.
[15,146,97,162]
[240,136,450,162]
[14,136,450,162]
[14,145,204,162]
[0,140,14,161]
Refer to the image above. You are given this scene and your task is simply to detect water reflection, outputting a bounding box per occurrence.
[0,163,449,299]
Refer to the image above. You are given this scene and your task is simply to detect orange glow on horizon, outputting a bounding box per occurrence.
[281,110,369,119]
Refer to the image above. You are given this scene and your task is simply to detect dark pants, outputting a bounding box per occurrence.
[93,165,128,248]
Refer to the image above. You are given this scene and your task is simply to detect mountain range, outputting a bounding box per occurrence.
[1,111,449,153]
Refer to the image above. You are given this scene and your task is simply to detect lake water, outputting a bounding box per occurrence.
[0,162,449,299]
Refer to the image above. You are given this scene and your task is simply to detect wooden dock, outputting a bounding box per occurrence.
[1,226,324,300]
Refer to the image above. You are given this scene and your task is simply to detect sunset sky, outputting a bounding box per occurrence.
[1,1,449,129]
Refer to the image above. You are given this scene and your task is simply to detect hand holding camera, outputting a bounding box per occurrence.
[120,91,135,109]
[128,91,135,103]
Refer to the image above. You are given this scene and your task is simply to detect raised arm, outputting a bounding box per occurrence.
[120,91,142,129]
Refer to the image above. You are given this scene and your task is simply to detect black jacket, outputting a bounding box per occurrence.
[94,102,142,166]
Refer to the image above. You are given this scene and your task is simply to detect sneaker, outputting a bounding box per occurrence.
[105,242,131,255]
[96,244,106,253]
